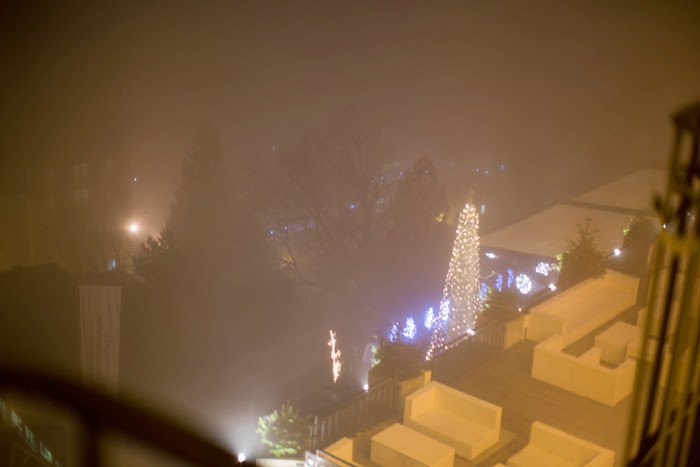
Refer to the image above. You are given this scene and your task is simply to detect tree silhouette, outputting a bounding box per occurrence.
[481,287,520,323]
[557,218,607,288]
[371,336,424,381]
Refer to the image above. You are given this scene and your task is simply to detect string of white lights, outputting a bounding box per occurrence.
[427,197,481,360]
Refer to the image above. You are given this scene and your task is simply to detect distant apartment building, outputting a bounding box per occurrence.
[0,155,135,273]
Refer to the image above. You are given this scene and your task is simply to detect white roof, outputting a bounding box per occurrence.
[572,169,665,213]
[481,204,634,258]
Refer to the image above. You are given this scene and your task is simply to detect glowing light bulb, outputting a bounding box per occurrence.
[515,273,532,294]
[237,453,246,463]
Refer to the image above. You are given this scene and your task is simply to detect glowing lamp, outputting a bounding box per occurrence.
[237,453,246,463]
[613,248,621,256]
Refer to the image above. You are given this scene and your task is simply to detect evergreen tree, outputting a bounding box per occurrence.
[257,404,311,458]
[481,288,520,323]
[428,196,481,359]
[136,124,277,297]
[370,336,423,381]
[557,218,607,288]
[389,156,448,241]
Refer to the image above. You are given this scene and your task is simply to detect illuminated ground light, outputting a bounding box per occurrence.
[363,384,369,392]
[549,283,557,291]
[515,273,532,294]
[485,251,497,259]
[128,222,140,234]
[613,248,621,256]
[237,453,246,463]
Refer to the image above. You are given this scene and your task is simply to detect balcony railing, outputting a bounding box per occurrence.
[0,366,244,466]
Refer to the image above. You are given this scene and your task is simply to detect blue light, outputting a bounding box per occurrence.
[495,273,503,292]
[424,307,434,330]
[480,282,488,298]
[439,300,450,322]
[507,268,514,289]
[402,317,417,339]
[350,204,355,209]
[388,323,399,342]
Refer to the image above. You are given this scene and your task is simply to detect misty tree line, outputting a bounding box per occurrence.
[132,110,452,322]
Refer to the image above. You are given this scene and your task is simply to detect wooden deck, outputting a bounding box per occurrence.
[349,306,641,466]
[440,340,630,466]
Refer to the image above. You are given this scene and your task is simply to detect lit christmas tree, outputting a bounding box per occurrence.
[427,195,481,360]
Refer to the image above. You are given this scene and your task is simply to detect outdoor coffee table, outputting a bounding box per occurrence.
[371,422,455,467]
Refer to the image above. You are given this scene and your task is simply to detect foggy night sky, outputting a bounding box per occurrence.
[2,1,699,234]
[2,1,700,460]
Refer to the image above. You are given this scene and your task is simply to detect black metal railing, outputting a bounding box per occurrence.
[0,366,247,466]
[1,394,63,466]
[305,449,358,467]
[308,378,400,451]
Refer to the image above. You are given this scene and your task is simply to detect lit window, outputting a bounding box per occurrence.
[73,189,81,204]
[72,165,80,182]
[25,426,36,447]
[81,163,88,177]
[40,443,53,462]
[82,188,89,201]
[480,204,486,215]
[11,410,22,428]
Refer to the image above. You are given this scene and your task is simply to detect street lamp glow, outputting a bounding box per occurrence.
[363,384,369,392]
[237,453,246,463]
[128,222,140,234]
[549,283,557,291]
[613,248,621,256]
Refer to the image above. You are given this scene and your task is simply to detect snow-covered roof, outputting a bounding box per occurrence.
[571,169,664,214]
[481,169,664,259]
[481,203,634,259]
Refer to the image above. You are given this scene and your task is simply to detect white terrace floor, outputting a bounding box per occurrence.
[350,306,639,467]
